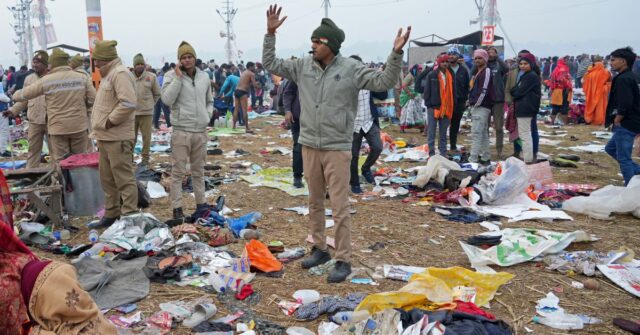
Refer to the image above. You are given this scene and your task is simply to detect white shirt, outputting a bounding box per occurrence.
[353,90,374,133]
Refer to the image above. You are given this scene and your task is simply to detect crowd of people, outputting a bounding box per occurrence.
[0,3,639,333]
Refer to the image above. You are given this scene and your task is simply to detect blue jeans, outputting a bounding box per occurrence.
[605,126,640,186]
[427,108,450,155]
[153,99,171,128]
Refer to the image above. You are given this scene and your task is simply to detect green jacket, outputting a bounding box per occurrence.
[262,34,403,151]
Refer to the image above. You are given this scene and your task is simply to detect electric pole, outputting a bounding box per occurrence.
[8,0,34,66]
[216,0,237,64]
[321,0,331,18]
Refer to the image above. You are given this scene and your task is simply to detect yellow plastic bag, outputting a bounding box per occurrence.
[356,266,513,314]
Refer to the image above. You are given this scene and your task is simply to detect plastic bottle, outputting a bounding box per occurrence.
[330,310,371,325]
[88,229,99,243]
[52,229,71,241]
[533,314,584,330]
[208,274,227,293]
[292,290,320,305]
[72,243,106,263]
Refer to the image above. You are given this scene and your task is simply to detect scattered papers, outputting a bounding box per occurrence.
[241,167,308,196]
[146,181,168,199]
[596,263,640,298]
[567,144,605,153]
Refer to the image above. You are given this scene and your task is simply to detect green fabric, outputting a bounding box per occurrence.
[399,87,417,107]
[311,18,345,55]
[133,53,145,66]
[177,41,196,60]
[49,48,69,69]
[93,40,118,61]
[240,167,308,197]
[69,54,83,69]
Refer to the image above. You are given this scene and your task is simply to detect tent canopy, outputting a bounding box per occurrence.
[411,30,503,47]
[47,44,89,53]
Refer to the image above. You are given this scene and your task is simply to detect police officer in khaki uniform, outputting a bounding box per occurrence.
[12,48,96,161]
[4,50,52,167]
[91,40,139,228]
[132,53,161,167]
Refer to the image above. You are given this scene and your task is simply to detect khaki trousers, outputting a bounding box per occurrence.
[135,115,153,165]
[26,123,52,168]
[49,131,88,162]
[97,140,138,218]
[302,146,352,262]
[170,129,208,209]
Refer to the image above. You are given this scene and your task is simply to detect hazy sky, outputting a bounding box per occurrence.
[2,0,639,67]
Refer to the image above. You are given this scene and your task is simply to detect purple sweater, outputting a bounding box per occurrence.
[469,67,495,109]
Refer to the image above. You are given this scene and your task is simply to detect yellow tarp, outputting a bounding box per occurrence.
[356,266,514,314]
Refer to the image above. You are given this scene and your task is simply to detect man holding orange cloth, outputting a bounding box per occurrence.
[423,54,455,156]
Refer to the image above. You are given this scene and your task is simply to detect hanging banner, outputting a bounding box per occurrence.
[33,24,57,47]
[481,25,496,46]
[86,0,103,87]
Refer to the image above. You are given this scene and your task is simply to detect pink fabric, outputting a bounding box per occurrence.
[59,152,100,169]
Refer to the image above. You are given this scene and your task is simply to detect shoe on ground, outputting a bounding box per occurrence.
[327,261,352,283]
[558,153,580,162]
[173,207,185,220]
[361,169,375,184]
[293,177,304,189]
[301,246,331,269]
[1,151,12,157]
[93,216,119,229]
[479,159,491,166]
[351,184,363,194]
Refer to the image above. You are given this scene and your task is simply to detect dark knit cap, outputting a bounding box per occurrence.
[311,18,345,55]
[519,53,536,67]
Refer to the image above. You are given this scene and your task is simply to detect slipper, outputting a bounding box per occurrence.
[158,254,193,270]
[159,302,191,320]
[19,231,54,246]
[558,154,580,162]
[613,318,640,335]
[183,303,217,328]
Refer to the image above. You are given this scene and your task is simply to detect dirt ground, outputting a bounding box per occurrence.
[8,114,639,335]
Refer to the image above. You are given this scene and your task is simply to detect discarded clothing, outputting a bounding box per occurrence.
[143,252,182,283]
[294,293,367,320]
[434,207,499,224]
[412,154,461,188]
[192,321,234,332]
[74,256,150,309]
[454,301,496,320]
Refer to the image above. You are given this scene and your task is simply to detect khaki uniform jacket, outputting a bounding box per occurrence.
[91,58,138,141]
[9,73,47,124]
[13,66,96,135]
[134,71,161,116]
[262,34,403,151]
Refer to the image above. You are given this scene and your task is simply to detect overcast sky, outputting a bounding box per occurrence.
[2,0,639,67]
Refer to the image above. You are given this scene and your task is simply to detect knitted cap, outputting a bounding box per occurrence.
[33,50,49,65]
[519,53,536,67]
[311,18,345,55]
[69,54,84,69]
[93,40,119,61]
[133,53,145,66]
[49,48,70,69]
[177,41,196,60]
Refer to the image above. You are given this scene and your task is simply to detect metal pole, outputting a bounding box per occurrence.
[25,0,34,58]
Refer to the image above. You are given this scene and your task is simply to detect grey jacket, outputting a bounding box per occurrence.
[161,68,213,133]
[262,34,403,151]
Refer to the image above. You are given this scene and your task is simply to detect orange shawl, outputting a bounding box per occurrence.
[583,62,611,126]
[435,70,454,119]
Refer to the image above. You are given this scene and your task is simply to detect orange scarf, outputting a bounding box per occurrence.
[435,70,454,119]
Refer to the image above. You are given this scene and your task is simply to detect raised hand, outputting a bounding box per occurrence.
[174,62,183,78]
[393,26,412,53]
[266,4,288,35]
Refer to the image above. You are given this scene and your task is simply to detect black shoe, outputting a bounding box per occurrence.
[301,246,331,269]
[215,195,225,212]
[327,261,352,283]
[173,207,185,220]
[93,216,119,229]
[207,148,223,155]
[1,151,12,157]
[293,177,304,189]
[351,184,363,194]
[361,169,375,184]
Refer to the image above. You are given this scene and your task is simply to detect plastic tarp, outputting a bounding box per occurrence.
[240,167,308,196]
[475,157,530,205]
[460,229,594,272]
[563,175,640,220]
[99,213,175,251]
[356,267,513,314]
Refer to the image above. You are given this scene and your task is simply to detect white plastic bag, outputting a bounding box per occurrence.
[563,175,640,220]
[475,157,530,205]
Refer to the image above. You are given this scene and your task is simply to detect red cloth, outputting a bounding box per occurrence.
[0,169,14,226]
[21,260,51,311]
[550,59,572,90]
[59,152,100,169]
[454,300,496,320]
[0,221,39,334]
[235,282,254,300]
